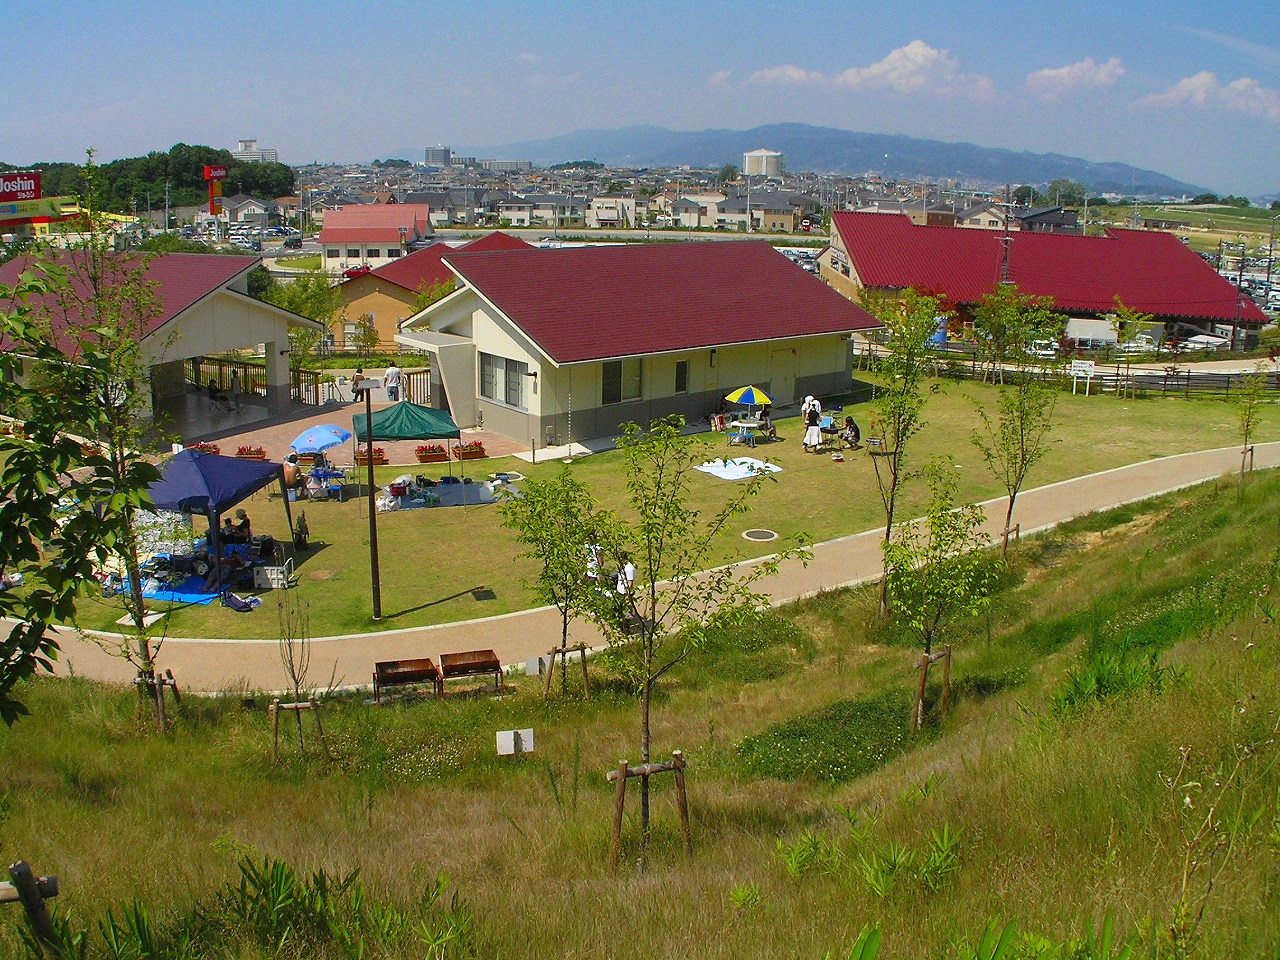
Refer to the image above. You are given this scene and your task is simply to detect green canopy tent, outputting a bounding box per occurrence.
[351,401,465,618]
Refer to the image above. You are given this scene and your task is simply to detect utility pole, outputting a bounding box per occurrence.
[164,181,170,234]
[1268,216,1278,294]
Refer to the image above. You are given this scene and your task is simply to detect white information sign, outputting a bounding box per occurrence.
[497,728,535,756]
[1071,359,1097,396]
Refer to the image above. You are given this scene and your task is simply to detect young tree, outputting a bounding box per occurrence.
[1111,296,1155,397]
[1236,362,1269,482]
[971,372,1059,556]
[350,312,379,358]
[499,468,601,696]
[587,417,802,867]
[863,288,949,614]
[261,268,344,368]
[971,283,1062,383]
[277,589,313,750]
[883,458,998,729]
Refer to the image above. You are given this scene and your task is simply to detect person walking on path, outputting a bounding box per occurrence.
[384,362,402,402]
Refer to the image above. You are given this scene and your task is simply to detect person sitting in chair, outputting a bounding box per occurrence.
[232,509,251,542]
[201,552,248,591]
[760,404,778,440]
[207,379,232,412]
[840,416,862,450]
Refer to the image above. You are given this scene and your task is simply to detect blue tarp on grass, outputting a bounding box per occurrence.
[140,575,219,605]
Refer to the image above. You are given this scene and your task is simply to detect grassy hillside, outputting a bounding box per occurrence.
[2,470,1279,958]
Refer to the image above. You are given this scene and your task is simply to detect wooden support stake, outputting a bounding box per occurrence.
[8,862,57,956]
[270,698,281,764]
[544,647,558,699]
[310,699,331,759]
[609,760,628,873]
[580,646,590,700]
[941,645,952,716]
[914,654,930,731]
[673,751,692,862]
[165,669,182,706]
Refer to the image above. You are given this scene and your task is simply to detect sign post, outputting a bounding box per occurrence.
[1071,359,1096,396]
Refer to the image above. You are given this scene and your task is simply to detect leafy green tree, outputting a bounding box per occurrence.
[500,469,601,695]
[971,284,1064,383]
[262,268,344,369]
[414,277,455,314]
[883,458,997,729]
[717,163,740,184]
[863,288,949,614]
[1236,362,1269,482]
[350,312,379,358]
[1013,185,1047,206]
[586,416,802,867]
[971,374,1058,556]
[1045,179,1086,207]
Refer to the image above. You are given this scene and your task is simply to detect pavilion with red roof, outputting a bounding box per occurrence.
[0,252,321,428]
[396,240,881,445]
[336,232,530,351]
[821,212,1268,348]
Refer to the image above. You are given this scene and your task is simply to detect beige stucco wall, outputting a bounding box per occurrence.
[337,279,417,348]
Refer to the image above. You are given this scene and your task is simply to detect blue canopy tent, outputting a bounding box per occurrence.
[149,450,295,587]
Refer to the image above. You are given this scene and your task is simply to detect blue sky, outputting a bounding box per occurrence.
[9,0,1279,194]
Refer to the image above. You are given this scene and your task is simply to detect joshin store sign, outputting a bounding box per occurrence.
[0,172,42,202]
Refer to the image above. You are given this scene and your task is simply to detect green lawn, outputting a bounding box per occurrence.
[276,254,321,270]
[5,470,1280,958]
[73,377,1280,639]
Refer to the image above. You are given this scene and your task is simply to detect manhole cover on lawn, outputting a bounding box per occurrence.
[742,528,779,542]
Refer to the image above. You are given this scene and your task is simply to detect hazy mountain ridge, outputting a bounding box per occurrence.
[452,123,1205,196]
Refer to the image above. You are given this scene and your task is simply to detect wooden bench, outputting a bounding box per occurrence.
[372,657,442,703]
[439,649,504,694]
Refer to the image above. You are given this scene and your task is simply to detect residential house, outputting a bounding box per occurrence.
[955,201,1014,230]
[497,198,533,226]
[818,212,1269,347]
[396,241,881,445]
[336,232,531,352]
[318,204,432,274]
[587,194,637,229]
[1014,206,1082,234]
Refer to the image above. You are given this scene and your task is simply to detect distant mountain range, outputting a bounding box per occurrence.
[448,123,1204,197]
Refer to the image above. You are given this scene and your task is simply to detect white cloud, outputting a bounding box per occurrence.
[749,64,823,86]
[1026,57,1124,98]
[1141,71,1280,121]
[833,41,992,99]
[517,51,540,64]
[708,69,732,87]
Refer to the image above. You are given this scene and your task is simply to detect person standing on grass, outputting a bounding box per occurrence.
[229,369,241,409]
[384,361,402,402]
[802,396,823,453]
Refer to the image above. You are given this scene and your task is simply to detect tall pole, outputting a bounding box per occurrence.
[1267,217,1277,294]
[363,384,382,619]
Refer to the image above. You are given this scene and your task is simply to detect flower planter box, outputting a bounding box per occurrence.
[355,454,388,466]
[296,453,317,466]
[416,451,450,464]
[453,449,486,462]
[236,451,266,460]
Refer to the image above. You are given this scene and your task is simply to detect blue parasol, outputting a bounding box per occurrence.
[290,424,353,454]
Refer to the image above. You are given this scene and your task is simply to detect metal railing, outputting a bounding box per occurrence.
[185,357,322,406]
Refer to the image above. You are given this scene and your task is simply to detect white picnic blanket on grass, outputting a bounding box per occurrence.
[694,457,783,481]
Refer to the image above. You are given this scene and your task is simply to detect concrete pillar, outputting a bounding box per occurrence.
[264,340,292,416]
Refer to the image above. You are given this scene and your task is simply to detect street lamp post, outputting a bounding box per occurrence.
[1268,216,1279,295]
[361,379,382,620]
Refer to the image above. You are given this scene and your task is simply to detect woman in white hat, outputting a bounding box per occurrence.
[802,396,823,453]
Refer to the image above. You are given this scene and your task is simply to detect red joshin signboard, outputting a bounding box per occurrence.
[0,172,42,201]
[203,165,228,181]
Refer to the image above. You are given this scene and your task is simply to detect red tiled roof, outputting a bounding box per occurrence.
[830,212,1267,323]
[443,240,880,364]
[318,204,431,244]
[0,252,258,353]
[358,232,532,293]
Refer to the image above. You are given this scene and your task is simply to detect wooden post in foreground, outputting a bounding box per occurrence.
[270,698,281,763]
[610,760,629,873]
[941,645,952,716]
[914,654,930,731]
[7,862,58,956]
[673,751,692,861]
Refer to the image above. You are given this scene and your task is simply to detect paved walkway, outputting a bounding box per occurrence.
[45,441,1277,693]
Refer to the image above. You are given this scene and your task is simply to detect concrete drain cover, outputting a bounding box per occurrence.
[742,528,779,542]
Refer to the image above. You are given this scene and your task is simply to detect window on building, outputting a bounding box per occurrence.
[326,249,339,258]
[366,249,380,259]
[478,353,529,408]
[602,358,642,405]
[347,248,360,259]
[387,248,401,258]
[675,359,689,394]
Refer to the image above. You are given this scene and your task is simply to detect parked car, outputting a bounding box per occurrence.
[1116,336,1155,355]
[342,265,372,278]
[282,236,302,249]
[1027,339,1058,360]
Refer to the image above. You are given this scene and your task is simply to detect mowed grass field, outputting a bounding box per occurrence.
[70,375,1280,640]
[3,470,1279,958]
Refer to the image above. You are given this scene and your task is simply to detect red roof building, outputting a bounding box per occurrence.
[318,204,432,274]
[335,233,531,351]
[1,251,320,425]
[398,240,880,445]
[822,212,1267,345]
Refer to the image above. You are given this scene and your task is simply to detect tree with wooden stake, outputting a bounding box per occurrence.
[275,588,330,760]
[863,288,948,616]
[608,751,693,872]
[1110,296,1155,399]
[585,417,803,870]
[971,372,1059,557]
[499,468,601,698]
[883,458,999,730]
[1235,362,1269,485]
[4,860,60,959]
[971,283,1063,385]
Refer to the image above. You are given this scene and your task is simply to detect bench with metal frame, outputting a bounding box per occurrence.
[439,649,504,695]
[372,657,443,702]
